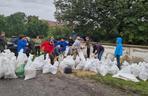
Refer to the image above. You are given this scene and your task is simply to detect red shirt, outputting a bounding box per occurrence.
[40,41,54,54]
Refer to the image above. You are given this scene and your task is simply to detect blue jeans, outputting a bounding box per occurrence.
[116,55,121,69]
[98,49,104,60]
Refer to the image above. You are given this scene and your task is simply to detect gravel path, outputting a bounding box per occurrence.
[0,73,135,96]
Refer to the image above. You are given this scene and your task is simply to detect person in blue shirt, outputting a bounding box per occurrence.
[56,38,68,53]
[114,37,123,69]
[17,36,28,53]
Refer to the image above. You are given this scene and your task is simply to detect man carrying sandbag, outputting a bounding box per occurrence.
[93,43,104,60]
[40,40,55,64]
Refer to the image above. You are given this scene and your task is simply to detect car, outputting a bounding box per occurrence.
[7,36,19,56]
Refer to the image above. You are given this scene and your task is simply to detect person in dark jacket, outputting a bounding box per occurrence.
[0,32,7,52]
[93,43,104,60]
[68,36,74,46]
[114,37,123,69]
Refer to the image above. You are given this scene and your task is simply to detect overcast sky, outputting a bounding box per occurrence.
[0,0,56,21]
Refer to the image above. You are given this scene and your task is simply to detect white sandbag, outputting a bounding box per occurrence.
[75,55,80,66]
[24,55,36,80]
[88,59,98,73]
[113,73,139,82]
[53,61,59,68]
[5,57,17,79]
[24,70,36,80]
[60,56,75,69]
[31,55,44,70]
[83,59,92,71]
[130,63,140,77]
[49,65,58,74]
[16,50,28,67]
[0,58,5,78]
[119,65,131,74]
[76,60,86,70]
[0,53,17,79]
[138,63,148,81]
[108,63,119,75]
[43,59,58,74]
[78,50,85,61]
[42,59,51,74]
[97,64,109,76]
[64,46,70,56]
[121,61,129,69]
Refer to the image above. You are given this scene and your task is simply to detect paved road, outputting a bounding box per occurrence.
[0,73,135,96]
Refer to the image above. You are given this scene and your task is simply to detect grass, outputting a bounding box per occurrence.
[73,70,148,96]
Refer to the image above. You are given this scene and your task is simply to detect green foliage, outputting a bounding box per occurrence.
[0,12,49,38]
[54,0,148,45]
[48,25,72,39]
[26,16,48,38]
[6,12,27,36]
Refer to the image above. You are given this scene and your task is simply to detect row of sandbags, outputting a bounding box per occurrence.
[0,49,59,80]
[59,51,148,82]
[0,49,148,82]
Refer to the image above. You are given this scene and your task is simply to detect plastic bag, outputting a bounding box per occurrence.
[78,50,85,61]
[76,60,86,70]
[97,64,109,76]
[42,60,51,74]
[24,55,36,80]
[138,63,148,81]
[108,62,119,75]
[32,55,44,70]
[121,61,129,69]
[49,65,58,74]
[5,57,17,79]
[16,50,28,68]
[59,56,75,73]
[53,61,59,68]
[16,64,25,78]
[0,51,17,79]
[113,73,139,82]
[83,59,92,71]
[75,55,80,66]
[88,59,98,73]
[130,64,140,77]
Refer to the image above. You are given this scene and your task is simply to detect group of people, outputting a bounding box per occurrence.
[0,31,123,70]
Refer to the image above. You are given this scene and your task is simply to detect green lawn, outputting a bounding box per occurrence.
[73,71,148,96]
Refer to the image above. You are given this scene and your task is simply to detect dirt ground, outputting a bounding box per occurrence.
[0,72,137,96]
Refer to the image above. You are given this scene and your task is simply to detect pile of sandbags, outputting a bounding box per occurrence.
[0,49,17,79]
[113,61,148,82]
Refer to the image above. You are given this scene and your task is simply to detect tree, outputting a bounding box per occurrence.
[54,0,148,45]
[0,15,7,32]
[6,12,27,36]
[26,16,48,38]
